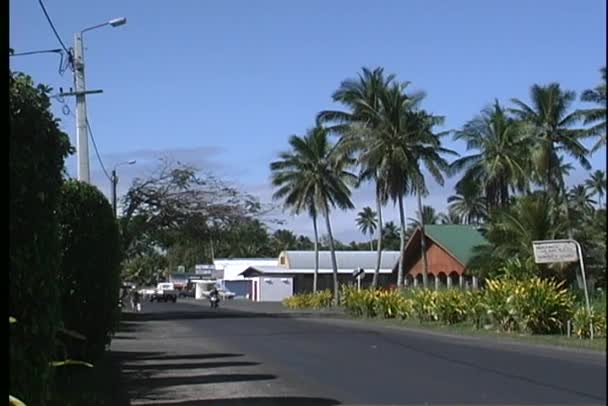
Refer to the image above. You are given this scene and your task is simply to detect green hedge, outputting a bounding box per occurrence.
[9,72,72,405]
[57,180,123,361]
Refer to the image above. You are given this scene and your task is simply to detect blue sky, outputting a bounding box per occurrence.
[10,0,606,242]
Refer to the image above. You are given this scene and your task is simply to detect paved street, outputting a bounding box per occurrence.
[112,301,606,405]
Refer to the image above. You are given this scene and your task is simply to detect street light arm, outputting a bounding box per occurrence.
[81,22,110,35]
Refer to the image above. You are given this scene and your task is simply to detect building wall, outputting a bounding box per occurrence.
[292,273,395,294]
[408,243,465,276]
[259,277,293,302]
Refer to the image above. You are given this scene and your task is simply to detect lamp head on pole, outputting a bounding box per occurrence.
[109,17,127,27]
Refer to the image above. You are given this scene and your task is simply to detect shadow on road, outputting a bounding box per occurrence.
[133,396,342,405]
[121,310,275,322]
[123,360,259,371]
[129,373,277,388]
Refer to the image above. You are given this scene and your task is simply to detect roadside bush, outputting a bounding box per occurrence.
[410,289,438,322]
[435,289,468,325]
[375,290,409,319]
[57,180,122,361]
[484,278,520,332]
[283,290,332,309]
[464,290,487,329]
[484,277,575,334]
[9,72,72,405]
[511,278,574,334]
[341,286,379,317]
[572,306,607,339]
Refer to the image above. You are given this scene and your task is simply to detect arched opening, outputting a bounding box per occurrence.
[437,272,448,289]
[414,273,423,287]
[405,273,414,287]
[448,271,460,288]
[428,273,436,290]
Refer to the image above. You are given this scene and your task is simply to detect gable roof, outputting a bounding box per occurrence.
[280,250,400,271]
[402,225,489,267]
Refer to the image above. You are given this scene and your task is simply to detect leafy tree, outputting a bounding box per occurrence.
[447,179,488,225]
[585,170,606,208]
[9,72,72,405]
[56,180,122,361]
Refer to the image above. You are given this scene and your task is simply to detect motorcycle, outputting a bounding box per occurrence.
[209,294,220,309]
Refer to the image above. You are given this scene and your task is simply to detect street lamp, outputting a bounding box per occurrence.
[111,160,136,217]
[74,17,127,184]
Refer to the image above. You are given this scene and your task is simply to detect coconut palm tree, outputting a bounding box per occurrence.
[408,205,440,227]
[447,179,488,225]
[356,206,378,250]
[585,169,606,208]
[361,83,454,287]
[470,193,568,280]
[317,66,396,288]
[270,126,356,301]
[451,100,532,210]
[578,67,606,153]
[568,185,597,215]
[439,208,463,225]
[510,83,590,199]
[382,221,400,250]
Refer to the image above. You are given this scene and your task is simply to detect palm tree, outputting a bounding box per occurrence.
[447,179,488,225]
[270,127,356,301]
[510,83,590,199]
[578,67,606,153]
[360,83,453,287]
[450,100,532,210]
[568,185,597,215]
[408,205,440,227]
[585,170,606,208]
[317,66,396,288]
[356,206,378,250]
[382,221,400,250]
[439,208,463,225]
[469,193,568,280]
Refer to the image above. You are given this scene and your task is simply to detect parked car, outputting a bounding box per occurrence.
[219,288,236,300]
[150,282,178,303]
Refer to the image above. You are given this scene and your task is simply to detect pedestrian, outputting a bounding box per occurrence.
[133,289,142,312]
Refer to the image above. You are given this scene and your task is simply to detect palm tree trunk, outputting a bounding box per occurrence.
[369,240,373,251]
[323,201,340,303]
[397,194,407,287]
[417,192,429,288]
[312,211,319,293]
[372,183,384,289]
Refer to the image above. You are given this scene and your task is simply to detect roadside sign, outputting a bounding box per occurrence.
[532,240,578,264]
[532,239,594,339]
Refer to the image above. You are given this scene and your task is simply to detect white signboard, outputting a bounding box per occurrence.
[532,240,579,264]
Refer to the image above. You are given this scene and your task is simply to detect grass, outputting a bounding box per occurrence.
[346,315,607,352]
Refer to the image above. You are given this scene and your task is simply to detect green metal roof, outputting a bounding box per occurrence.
[423,225,489,266]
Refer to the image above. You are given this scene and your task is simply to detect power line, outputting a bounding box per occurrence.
[36,0,72,64]
[86,118,112,182]
[10,48,62,56]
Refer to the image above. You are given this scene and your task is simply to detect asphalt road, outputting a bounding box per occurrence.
[113,301,606,405]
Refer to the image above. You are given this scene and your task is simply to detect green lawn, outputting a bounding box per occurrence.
[351,315,607,352]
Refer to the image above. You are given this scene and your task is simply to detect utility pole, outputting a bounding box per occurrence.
[74,32,90,183]
[111,169,118,217]
[58,17,127,184]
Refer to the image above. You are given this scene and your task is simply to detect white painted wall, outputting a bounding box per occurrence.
[259,277,293,302]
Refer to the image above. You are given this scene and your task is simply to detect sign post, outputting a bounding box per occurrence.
[353,268,365,291]
[532,239,593,339]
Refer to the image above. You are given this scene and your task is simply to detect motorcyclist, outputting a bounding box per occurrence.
[209,287,220,308]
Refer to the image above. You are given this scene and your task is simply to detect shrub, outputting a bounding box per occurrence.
[484,278,520,332]
[572,307,607,339]
[484,277,575,334]
[410,289,438,322]
[435,289,468,325]
[283,290,332,309]
[375,290,408,319]
[57,180,123,361]
[341,286,379,317]
[464,290,487,329]
[511,278,574,334]
[9,72,72,405]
